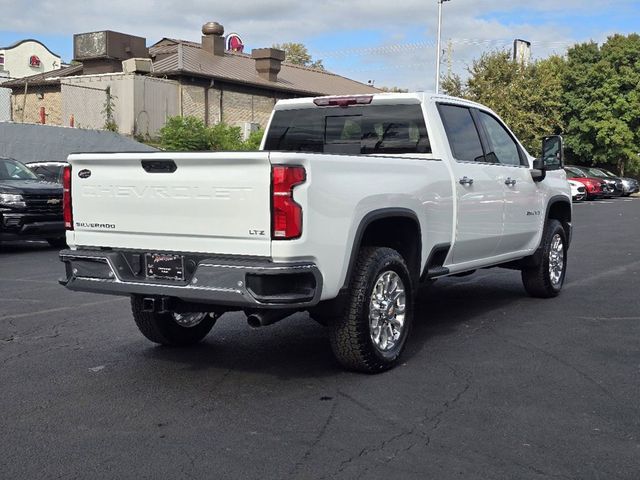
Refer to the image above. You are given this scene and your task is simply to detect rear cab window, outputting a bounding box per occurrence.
[264,104,431,155]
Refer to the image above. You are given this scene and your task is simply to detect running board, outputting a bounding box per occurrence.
[425,266,450,279]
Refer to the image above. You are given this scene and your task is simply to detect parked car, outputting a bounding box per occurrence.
[26,161,68,184]
[598,168,639,196]
[0,157,66,247]
[570,165,624,197]
[59,93,572,373]
[564,166,607,199]
[568,180,586,201]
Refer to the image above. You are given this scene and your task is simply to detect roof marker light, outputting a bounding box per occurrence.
[313,95,373,107]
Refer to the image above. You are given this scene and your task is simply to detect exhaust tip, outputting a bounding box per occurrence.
[246,314,262,329]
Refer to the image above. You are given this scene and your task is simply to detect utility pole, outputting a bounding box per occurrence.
[446,39,453,78]
[435,0,451,94]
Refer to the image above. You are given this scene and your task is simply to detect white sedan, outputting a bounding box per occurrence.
[569,180,587,201]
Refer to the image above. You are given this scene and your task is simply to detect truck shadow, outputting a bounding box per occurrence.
[141,271,527,379]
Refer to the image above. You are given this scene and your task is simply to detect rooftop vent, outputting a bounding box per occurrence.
[251,48,285,82]
[201,22,225,57]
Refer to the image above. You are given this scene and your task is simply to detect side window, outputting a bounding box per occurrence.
[477,111,522,166]
[438,104,485,162]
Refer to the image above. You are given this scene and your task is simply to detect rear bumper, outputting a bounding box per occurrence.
[59,249,323,309]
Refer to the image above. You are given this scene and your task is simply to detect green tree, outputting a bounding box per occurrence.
[379,86,409,93]
[442,50,565,154]
[159,116,209,151]
[272,42,325,70]
[562,34,640,175]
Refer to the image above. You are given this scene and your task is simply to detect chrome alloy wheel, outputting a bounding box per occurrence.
[369,270,406,352]
[548,234,565,286]
[172,312,208,328]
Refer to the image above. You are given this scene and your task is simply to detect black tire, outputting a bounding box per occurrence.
[521,219,567,298]
[46,237,67,248]
[131,296,217,346]
[328,247,413,373]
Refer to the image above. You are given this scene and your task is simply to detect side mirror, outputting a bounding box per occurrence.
[542,135,564,170]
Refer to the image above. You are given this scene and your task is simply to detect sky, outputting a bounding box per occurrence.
[1,0,639,91]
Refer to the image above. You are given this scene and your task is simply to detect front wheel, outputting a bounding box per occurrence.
[131,296,218,346]
[521,219,567,298]
[328,247,413,373]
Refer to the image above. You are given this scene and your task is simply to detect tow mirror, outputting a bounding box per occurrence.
[532,135,564,182]
[542,135,564,170]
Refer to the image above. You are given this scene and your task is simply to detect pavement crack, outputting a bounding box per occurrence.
[288,397,338,477]
[489,328,627,408]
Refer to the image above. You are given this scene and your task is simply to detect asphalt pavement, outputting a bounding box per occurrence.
[1,197,639,480]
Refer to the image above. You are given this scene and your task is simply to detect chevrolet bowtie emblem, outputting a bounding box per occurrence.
[47,198,61,205]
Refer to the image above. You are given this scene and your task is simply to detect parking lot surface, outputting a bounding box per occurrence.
[1,198,639,479]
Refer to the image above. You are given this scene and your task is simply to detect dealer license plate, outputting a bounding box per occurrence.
[145,253,185,280]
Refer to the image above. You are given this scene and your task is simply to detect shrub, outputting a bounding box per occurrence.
[209,123,244,151]
[159,116,210,151]
[242,129,264,151]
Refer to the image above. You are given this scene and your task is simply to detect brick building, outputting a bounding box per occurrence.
[1,23,379,136]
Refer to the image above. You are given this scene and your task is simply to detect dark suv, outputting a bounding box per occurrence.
[0,157,66,247]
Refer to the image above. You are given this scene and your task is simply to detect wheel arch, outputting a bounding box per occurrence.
[340,208,422,291]
[546,195,572,247]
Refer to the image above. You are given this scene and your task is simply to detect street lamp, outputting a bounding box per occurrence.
[435,0,451,94]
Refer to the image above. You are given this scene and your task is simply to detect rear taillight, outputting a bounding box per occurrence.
[62,165,73,230]
[271,165,306,240]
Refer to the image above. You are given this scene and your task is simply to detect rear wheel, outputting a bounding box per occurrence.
[521,219,567,298]
[131,296,218,346]
[328,247,413,373]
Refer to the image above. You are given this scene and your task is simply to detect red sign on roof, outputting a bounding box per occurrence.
[226,33,244,53]
[29,55,41,68]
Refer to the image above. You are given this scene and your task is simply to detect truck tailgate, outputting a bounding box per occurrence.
[67,152,272,256]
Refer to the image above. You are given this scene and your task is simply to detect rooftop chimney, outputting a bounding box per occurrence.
[202,22,225,56]
[251,48,285,82]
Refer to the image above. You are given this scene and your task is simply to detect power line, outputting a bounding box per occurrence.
[315,37,575,59]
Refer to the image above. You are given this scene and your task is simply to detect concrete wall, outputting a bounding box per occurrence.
[61,74,130,133]
[133,76,179,138]
[61,73,179,137]
[0,122,156,163]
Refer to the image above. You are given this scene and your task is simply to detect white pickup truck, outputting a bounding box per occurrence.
[60,93,571,373]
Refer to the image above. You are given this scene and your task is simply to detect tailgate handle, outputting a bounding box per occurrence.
[141,160,177,173]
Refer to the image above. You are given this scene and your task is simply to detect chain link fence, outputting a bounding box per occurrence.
[0,76,112,129]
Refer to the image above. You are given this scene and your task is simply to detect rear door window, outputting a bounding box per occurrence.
[437,104,485,163]
[264,104,431,155]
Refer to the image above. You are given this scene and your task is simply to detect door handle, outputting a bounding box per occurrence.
[504,177,517,186]
[141,160,177,173]
[459,176,474,186]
